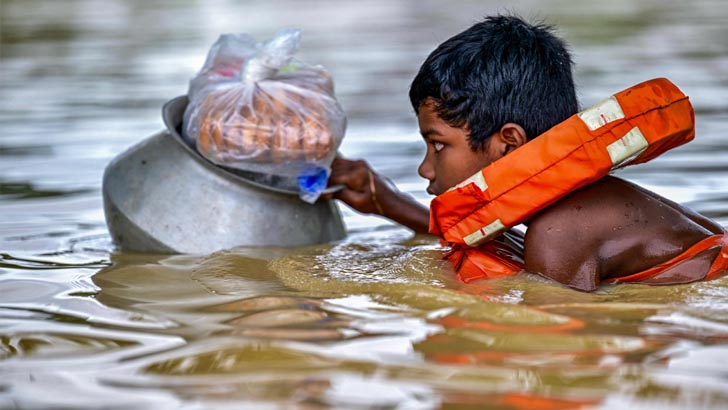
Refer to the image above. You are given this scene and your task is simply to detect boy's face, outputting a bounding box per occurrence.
[417,99,501,196]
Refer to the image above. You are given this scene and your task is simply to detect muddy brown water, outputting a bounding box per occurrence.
[1,0,728,409]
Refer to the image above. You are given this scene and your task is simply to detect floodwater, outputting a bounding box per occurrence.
[2,0,728,409]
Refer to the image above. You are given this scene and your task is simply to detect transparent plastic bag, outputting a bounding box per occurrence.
[183,28,346,203]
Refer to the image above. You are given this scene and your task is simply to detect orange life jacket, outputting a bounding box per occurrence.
[604,231,728,284]
[430,78,696,283]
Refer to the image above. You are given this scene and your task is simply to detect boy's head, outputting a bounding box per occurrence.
[409,15,578,150]
[411,15,579,195]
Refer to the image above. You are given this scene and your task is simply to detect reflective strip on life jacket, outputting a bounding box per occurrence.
[430,78,695,248]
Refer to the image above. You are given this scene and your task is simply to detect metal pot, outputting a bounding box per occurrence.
[102,96,346,253]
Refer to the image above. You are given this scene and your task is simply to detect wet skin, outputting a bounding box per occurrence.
[328,100,724,291]
[416,98,527,196]
[327,158,431,233]
[525,176,724,291]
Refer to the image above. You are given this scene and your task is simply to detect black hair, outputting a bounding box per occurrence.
[409,15,578,150]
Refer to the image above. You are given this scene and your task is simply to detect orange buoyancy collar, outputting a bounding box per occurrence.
[430,78,695,283]
[605,230,728,284]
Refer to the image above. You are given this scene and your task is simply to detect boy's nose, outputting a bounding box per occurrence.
[418,155,435,181]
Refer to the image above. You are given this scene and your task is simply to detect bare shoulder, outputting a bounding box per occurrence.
[523,176,719,291]
[523,178,615,291]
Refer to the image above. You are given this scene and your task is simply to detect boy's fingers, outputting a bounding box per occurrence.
[325,157,377,212]
[330,157,356,172]
[334,187,368,211]
[329,161,369,191]
[331,156,349,167]
[327,171,355,192]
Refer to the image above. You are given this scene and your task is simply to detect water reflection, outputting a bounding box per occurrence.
[72,240,728,407]
[2,0,728,408]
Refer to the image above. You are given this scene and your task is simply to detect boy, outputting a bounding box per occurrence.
[326,15,727,292]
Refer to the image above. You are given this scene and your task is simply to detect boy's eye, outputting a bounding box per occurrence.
[433,141,444,152]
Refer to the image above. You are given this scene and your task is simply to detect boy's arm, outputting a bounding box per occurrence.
[523,187,604,292]
[628,181,725,235]
[325,157,431,234]
[524,223,601,292]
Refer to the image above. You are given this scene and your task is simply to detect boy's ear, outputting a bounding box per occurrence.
[497,123,528,155]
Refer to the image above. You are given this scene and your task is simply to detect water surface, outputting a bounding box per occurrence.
[1,0,728,409]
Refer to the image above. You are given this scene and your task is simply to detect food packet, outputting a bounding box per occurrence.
[183,28,346,203]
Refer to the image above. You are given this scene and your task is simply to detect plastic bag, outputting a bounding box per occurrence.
[183,28,346,203]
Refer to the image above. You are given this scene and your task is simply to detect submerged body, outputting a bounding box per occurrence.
[327,15,727,292]
[330,100,727,292]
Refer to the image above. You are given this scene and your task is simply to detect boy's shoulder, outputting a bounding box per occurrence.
[525,176,656,240]
[526,176,720,237]
[523,176,718,291]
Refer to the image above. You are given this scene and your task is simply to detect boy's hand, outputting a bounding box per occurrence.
[324,157,431,234]
[325,157,384,215]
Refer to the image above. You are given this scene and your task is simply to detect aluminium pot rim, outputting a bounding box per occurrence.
[162,95,303,196]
